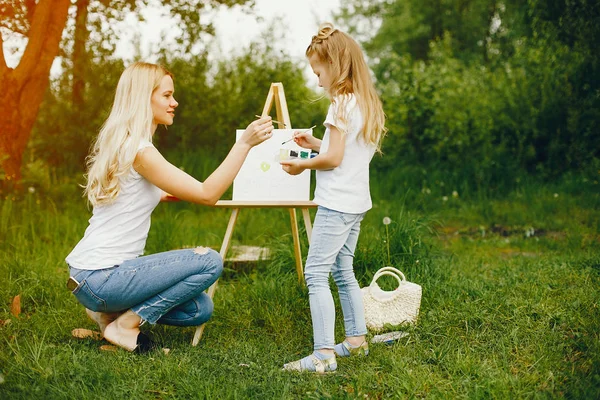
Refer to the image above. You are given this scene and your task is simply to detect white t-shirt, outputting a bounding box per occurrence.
[313,95,376,214]
[66,141,162,270]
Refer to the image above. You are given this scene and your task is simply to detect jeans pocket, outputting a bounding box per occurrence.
[338,211,364,226]
[72,280,107,312]
[338,212,350,225]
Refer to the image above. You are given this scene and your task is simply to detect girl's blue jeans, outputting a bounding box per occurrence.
[68,248,223,326]
[305,206,368,350]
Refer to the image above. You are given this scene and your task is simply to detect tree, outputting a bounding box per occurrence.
[0,0,253,185]
[338,0,528,65]
[0,0,70,185]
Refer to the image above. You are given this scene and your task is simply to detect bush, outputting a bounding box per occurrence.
[375,33,598,186]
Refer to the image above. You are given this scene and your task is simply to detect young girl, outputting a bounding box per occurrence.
[66,62,273,353]
[281,23,387,372]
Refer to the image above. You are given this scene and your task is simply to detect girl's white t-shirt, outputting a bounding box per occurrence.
[66,141,162,270]
[313,95,376,214]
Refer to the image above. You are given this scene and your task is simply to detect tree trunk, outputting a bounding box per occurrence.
[0,0,70,184]
[72,0,90,106]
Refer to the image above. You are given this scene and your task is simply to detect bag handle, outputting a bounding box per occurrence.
[370,266,406,289]
[372,266,406,282]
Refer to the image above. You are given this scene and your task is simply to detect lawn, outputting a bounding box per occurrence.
[1,174,599,399]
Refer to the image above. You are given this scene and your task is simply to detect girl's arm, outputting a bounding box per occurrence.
[135,117,273,205]
[292,130,322,152]
[281,125,345,175]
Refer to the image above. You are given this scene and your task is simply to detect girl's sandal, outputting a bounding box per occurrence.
[283,354,337,374]
[337,340,369,357]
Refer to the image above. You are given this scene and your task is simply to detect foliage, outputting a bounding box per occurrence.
[373,34,597,183]
[14,0,600,188]
[28,37,327,182]
[338,0,600,181]
[30,58,126,176]
[338,0,529,63]
[153,40,328,159]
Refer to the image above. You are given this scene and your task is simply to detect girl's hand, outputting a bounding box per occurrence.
[239,116,274,147]
[280,159,306,175]
[293,130,320,151]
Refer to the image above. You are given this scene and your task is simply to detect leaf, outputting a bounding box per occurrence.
[10,295,21,317]
[99,345,117,352]
[71,328,102,340]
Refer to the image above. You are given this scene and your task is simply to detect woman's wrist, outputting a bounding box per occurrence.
[233,141,252,153]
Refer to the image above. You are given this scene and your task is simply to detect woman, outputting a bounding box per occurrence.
[66,62,273,353]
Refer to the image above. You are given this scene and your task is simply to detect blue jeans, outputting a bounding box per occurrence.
[305,206,368,350]
[69,248,223,325]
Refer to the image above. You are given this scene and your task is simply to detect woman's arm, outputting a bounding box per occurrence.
[135,117,273,205]
[281,125,345,175]
[160,191,180,202]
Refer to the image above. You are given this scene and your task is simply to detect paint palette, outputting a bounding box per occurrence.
[278,148,317,161]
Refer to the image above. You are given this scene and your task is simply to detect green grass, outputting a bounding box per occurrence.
[1,175,599,399]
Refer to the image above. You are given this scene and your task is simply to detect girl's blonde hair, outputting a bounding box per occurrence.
[306,23,387,152]
[84,62,172,206]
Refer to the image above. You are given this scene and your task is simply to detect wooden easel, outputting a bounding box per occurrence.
[192,83,317,346]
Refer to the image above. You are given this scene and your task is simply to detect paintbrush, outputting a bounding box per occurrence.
[254,115,287,128]
[281,125,317,145]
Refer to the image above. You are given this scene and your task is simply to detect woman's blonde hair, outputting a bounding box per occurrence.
[84,62,172,206]
[306,23,387,152]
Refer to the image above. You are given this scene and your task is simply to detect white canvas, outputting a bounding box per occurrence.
[233,129,312,201]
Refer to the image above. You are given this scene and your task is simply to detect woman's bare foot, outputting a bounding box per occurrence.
[103,310,146,352]
[85,309,122,337]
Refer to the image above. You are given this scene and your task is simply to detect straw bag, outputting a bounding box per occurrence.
[362,266,422,331]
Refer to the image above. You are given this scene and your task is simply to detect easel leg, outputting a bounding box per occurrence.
[288,208,304,284]
[301,208,313,244]
[192,208,240,346]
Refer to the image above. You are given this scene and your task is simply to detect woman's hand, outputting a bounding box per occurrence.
[293,130,321,151]
[280,159,306,176]
[238,116,274,148]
